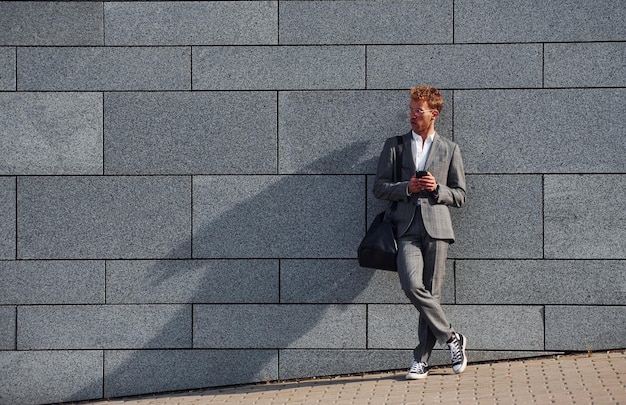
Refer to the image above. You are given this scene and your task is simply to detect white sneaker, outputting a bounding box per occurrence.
[406,360,428,380]
[447,332,467,374]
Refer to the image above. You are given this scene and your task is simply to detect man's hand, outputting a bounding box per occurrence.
[409,172,437,193]
[408,174,421,194]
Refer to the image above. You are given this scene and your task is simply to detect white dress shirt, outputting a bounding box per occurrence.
[407,131,436,199]
[412,131,435,171]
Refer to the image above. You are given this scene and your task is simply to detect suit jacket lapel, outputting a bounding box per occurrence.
[424,132,441,171]
[402,131,415,178]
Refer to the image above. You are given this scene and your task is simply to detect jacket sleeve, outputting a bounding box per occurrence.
[373,137,410,203]
[434,144,466,208]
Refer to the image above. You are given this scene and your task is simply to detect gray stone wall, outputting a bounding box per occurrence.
[0,1,624,404]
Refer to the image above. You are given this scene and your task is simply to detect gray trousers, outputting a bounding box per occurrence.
[396,209,454,363]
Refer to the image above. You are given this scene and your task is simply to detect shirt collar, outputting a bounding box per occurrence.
[412,131,436,143]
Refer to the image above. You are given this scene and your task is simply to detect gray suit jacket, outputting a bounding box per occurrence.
[373,131,466,242]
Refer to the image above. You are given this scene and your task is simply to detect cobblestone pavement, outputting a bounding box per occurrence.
[79,350,625,405]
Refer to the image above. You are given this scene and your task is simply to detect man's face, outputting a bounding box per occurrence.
[410,99,438,135]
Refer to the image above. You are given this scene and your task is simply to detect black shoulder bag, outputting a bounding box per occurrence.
[357,136,403,271]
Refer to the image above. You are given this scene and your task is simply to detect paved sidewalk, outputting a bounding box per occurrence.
[82,350,625,405]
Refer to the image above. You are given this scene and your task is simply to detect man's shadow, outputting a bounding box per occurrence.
[66,140,411,402]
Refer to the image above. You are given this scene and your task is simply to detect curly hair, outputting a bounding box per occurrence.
[410,85,443,112]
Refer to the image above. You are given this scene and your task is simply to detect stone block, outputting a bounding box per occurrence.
[193,45,364,90]
[449,175,543,259]
[193,175,363,258]
[456,260,626,305]
[368,304,544,350]
[17,176,191,259]
[106,259,278,304]
[545,42,626,88]
[0,93,103,175]
[447,305,545,351]
[0,177,15,259]
[454,89,626,173]
[18,305,191,350]
[0,351,103,404]
[424,349,562,368]
[104,92,277,174]
[104,349,278,398]
[455,0,626,43]
[545,175,626,259]
[368,44,542,89]
[0,306,15,350]
[278,90,453,175]
[194,304,366,349]
[280,259,404,304]
[279,1,452,44]
[0,2,103,45]
[367,304,419,349]
[18,47,191,91]
[545,306,626,351]
[0,47,15,90]
[279,349,411,380]
[280,259,454,304]
[104,1,277,45]
[0,260,104,304]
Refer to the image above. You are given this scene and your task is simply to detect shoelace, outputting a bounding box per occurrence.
[409,361,426,373]
[449,338,463,363]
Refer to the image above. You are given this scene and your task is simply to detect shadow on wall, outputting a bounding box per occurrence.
[67,141,385,401]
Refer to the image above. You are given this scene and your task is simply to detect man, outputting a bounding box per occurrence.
[373,85,467,379]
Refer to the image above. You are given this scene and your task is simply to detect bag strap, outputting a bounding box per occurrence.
[393,135,404,182]
[390,135,404,212]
